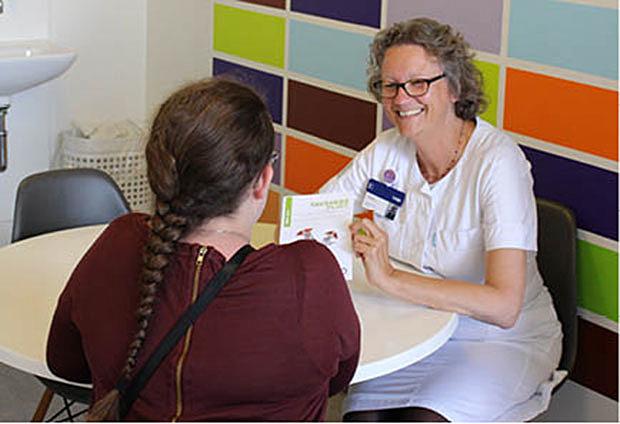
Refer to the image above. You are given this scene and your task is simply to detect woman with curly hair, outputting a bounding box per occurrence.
[322,17,561,422]
[47,78,360,421]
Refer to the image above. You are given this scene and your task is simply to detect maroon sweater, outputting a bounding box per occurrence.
[47,214,360,421]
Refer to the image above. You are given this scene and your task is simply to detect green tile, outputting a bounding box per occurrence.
[576,239,618,322]
[213,4,285,68]
[475,60,499,126]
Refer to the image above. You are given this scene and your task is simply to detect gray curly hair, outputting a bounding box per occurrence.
[368,17,487,120]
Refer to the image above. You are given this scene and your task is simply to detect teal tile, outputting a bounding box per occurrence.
[509,0,617,79]
[289,20,372,91]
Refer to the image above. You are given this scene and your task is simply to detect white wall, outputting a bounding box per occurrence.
[0,0,214,245]
[145,0,213,121]
[0,0,148,245]
[0,0,53,244]
[49,0,148,128]
[0,0,49,39]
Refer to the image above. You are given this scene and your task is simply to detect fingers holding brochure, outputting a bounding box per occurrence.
[349,218,396,290]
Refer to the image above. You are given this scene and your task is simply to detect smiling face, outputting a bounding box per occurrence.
[381,44,457,140]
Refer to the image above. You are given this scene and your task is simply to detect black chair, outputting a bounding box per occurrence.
[12,168,130,242]
[12,168,130,421]
[535,197,578,387]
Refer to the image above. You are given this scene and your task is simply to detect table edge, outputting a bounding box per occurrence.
[0,346,91,388]
[350,312,459,384]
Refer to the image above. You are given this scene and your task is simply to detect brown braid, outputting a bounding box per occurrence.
[119,77,274,381]
[121,200,187,377]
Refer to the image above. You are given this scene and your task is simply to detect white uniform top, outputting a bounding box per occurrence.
[322,118,563,421]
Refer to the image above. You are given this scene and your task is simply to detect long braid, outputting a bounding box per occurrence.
[86,200,188,421]
[121,200,188,378]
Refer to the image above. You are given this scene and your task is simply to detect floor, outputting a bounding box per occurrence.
[0,363,78,422]
[0,362,617,422]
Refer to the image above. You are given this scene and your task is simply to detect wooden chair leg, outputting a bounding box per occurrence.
[31,388,54,422]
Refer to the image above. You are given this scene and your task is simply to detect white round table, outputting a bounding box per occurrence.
[0,223,457,386]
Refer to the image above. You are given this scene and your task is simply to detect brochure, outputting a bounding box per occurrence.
[279,192,354,280]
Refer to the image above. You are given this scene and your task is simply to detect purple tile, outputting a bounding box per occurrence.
[292,0,381,28]
[387,0,503,54]
[273,133,282,185]
[522,146,618,240]
[213,58,283,124]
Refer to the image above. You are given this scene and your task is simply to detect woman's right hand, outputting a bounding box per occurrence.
[349,218,395,290]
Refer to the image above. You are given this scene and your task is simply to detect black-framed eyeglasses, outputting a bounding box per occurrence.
[269,150,279,165]
[374,73,446,99]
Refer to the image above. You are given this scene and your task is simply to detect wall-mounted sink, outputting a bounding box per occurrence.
[0,40,77,172]
[0,40,77,103]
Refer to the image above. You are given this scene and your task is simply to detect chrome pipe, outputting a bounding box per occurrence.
[0,105,9,172]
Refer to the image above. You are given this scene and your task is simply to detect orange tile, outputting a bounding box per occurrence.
[258,190,280,224]
[284,136,351,194]
[504,68,618,161]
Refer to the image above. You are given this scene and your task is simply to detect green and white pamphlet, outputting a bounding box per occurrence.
[279,192,353,280]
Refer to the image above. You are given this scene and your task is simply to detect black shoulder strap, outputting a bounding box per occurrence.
[117,244,255,418]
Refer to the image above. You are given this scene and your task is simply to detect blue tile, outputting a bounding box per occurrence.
[289,20,372,92]
[509,0,617,79]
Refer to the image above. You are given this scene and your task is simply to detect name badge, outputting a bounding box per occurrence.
[362,178,405,220]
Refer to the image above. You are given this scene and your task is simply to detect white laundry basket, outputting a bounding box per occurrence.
[55,128,155,213]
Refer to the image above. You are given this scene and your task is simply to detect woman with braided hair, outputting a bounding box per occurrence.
[47,78,360,421]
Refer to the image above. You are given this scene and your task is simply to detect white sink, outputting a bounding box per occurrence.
[0,40,77,102]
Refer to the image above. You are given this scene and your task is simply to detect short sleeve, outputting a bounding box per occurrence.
[480,142,537,252]
[47,289,92,382]
[323,252,361,395]
[296,242,361,394]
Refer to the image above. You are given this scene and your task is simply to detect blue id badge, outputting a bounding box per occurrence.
[362,178,405,220]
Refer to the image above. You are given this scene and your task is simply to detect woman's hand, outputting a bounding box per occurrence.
[349,218,395,289]
[349,220,526,329]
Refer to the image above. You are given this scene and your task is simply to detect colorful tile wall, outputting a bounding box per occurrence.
[522,146,618,240]
[213,4,285,68]
[284,136,351,193]
[289,20,372,91]
[577,240,618,321]
[505,68,618,161]
[387,0,504,54]
[240,0,284,9]
[287,80,376,151]
[213,58,283,124]
[258,190,281,224]
[573,318,618,400]
[473,60,500,125]
[211,0,618,396]
[291,0,381,28]
[509,0,618,79]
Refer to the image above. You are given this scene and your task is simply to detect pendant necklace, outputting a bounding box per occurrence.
[420,121,468,184]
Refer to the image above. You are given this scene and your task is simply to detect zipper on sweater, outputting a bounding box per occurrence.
[172,245,207,422]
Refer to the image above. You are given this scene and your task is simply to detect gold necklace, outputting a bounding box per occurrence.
[420,121,468,183]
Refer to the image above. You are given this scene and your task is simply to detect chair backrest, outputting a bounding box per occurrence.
[11,168,131,242]
[535,197,578,374]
